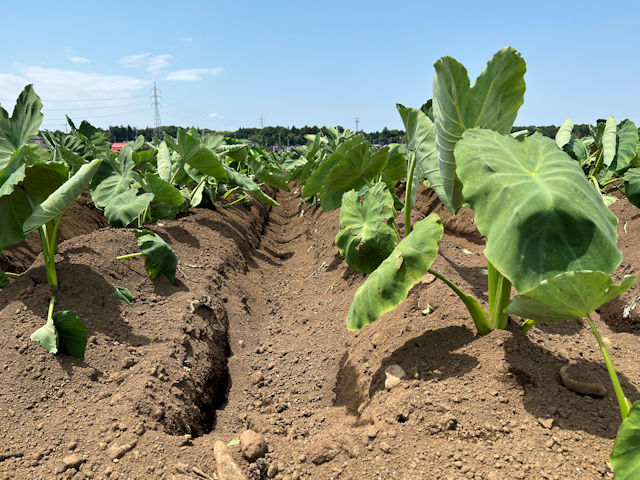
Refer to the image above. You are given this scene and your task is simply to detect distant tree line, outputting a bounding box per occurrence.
[102,124,406,147]
[98,122,622,147]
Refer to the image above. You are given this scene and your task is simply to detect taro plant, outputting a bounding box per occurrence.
[0,85,102,358]
[116,229,178,284]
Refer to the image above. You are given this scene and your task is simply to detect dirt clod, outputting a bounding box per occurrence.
[240,430,268,461]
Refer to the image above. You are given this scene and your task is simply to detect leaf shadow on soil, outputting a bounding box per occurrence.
[334,326,478,414]
[164,225,201,249]
[196,218,283,268]
[503,327,640,439]
[437,251,488,302]
[17,264,153,350]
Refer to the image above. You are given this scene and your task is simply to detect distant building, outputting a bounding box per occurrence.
[111,142,128,153]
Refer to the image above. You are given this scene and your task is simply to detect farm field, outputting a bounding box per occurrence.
[2,42,640,479]
[2,183,640,480]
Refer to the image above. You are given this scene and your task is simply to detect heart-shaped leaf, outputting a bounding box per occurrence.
[104,189,154,227]
[455,129,621,293]
[433,46,526,212]
[336,183,399,274]
[133,230,178,283]
[506,271,636,322]
[346,213,443,330]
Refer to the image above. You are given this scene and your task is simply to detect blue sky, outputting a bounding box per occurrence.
[1,1,639,132]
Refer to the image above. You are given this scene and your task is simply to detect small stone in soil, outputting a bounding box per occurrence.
[384,364,406,390]
[240,429,268,461]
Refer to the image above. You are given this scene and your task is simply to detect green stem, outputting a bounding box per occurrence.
[428,269,493,335]
[116,252,144,260]
[488,262,512,330]
[590,149,604,178]
[601,177,624,187]
[521,319,536,334]
[404,153,418,237]
[586,313,631,420]
[48,296,57,322]
[5,272,20,279]
[588,175,601,193]
[39,223,58,288]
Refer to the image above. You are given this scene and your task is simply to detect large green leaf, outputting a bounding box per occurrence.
[555,118,573,149]
[320,146,389,211]
[224,167,278,206]
[336,183,399,274]
[175,129,227,181]
[133,229,178,283]
[432,47,526,212]
[611,401,640,480]
[90,148,135,208]
[23,158,102,235]
[246,156,289,191]
[302,135,366,199]
[506,271,636,322]
[0,85,43,170]
[455,129,621,293]
[53,310,87,359]
[624,168,640,208]
[397,104,450,210]
[104,189,154,227]
[55,146,86,173]
[346,214,443,330]
[0,159,67,249]
[145,173,184,206]
[610,119,639,173]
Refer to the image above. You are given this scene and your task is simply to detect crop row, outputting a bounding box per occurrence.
[1,46,639,477]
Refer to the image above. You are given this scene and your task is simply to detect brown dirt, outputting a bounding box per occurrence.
[1,193,109,273]
[1,184,639,479]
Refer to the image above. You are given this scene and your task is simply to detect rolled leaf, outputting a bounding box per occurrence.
[346,213,443,330]
[602,115,617,167]
[133,229,178,283]
[433,47,526,212]
[156,141,172,182]
[397,104,450,210]
[113,287,134,307]
[455,129,621,293]
[555,118,573,149]
[506,271,636,322]
[336,183,399,274]
[23,158,102,235]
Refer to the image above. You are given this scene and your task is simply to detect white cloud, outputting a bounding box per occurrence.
[178,37,193,43]
[118,52,172,72]
[208,112,223,118]
[0,66,148,110]
[69,56,90,64]
[166,67,224,81]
